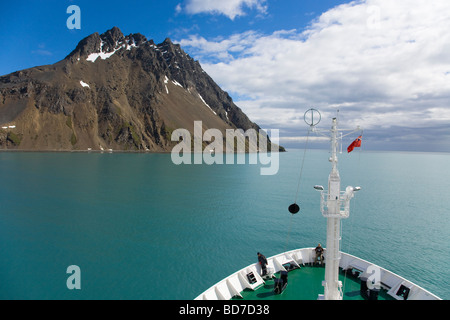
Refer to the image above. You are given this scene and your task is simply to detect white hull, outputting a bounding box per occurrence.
[195,248,441,300]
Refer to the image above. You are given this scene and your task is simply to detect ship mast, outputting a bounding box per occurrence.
[310,113,361,300]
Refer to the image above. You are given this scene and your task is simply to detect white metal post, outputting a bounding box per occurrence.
[311,112,360,300]
[323,118,342,300]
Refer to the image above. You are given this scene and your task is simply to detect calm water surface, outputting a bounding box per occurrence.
[0,150,448,299]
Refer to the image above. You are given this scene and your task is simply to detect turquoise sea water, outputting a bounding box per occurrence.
[0,150,449,300]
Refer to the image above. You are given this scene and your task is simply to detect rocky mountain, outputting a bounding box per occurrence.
[0,26,283,152]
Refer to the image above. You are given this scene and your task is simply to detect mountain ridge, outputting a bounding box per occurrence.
[0,27,283,152]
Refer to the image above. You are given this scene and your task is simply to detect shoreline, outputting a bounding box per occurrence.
[0,149,285,154]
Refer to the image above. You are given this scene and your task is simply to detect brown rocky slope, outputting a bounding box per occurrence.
[0,27,283,152]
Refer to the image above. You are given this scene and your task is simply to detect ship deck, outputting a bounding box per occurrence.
[233,265,394,300]
[196,248,440,300]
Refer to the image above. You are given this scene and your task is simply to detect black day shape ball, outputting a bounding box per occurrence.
[288,203,300,214]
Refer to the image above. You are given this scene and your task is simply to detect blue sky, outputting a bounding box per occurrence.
[1,0,450,152]
[0,0,348,75]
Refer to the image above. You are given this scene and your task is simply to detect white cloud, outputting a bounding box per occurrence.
[183,0,267,20]
[32,49,53,56]
[32,43,53,56]
[175,3,182,15]
[178,31,261,62]
[179,0,450,150]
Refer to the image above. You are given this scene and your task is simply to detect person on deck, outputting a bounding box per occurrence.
[315,243,324,265]
[257,252,268,276]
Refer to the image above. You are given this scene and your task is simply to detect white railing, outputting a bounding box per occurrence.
[194,248,313,300]
[194,249,442,300]
[320,191,352,218]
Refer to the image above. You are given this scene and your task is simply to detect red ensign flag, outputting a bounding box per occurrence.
[347,136,362,153]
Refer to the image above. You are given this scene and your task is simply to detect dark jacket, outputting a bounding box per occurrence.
[258,254,268,267]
